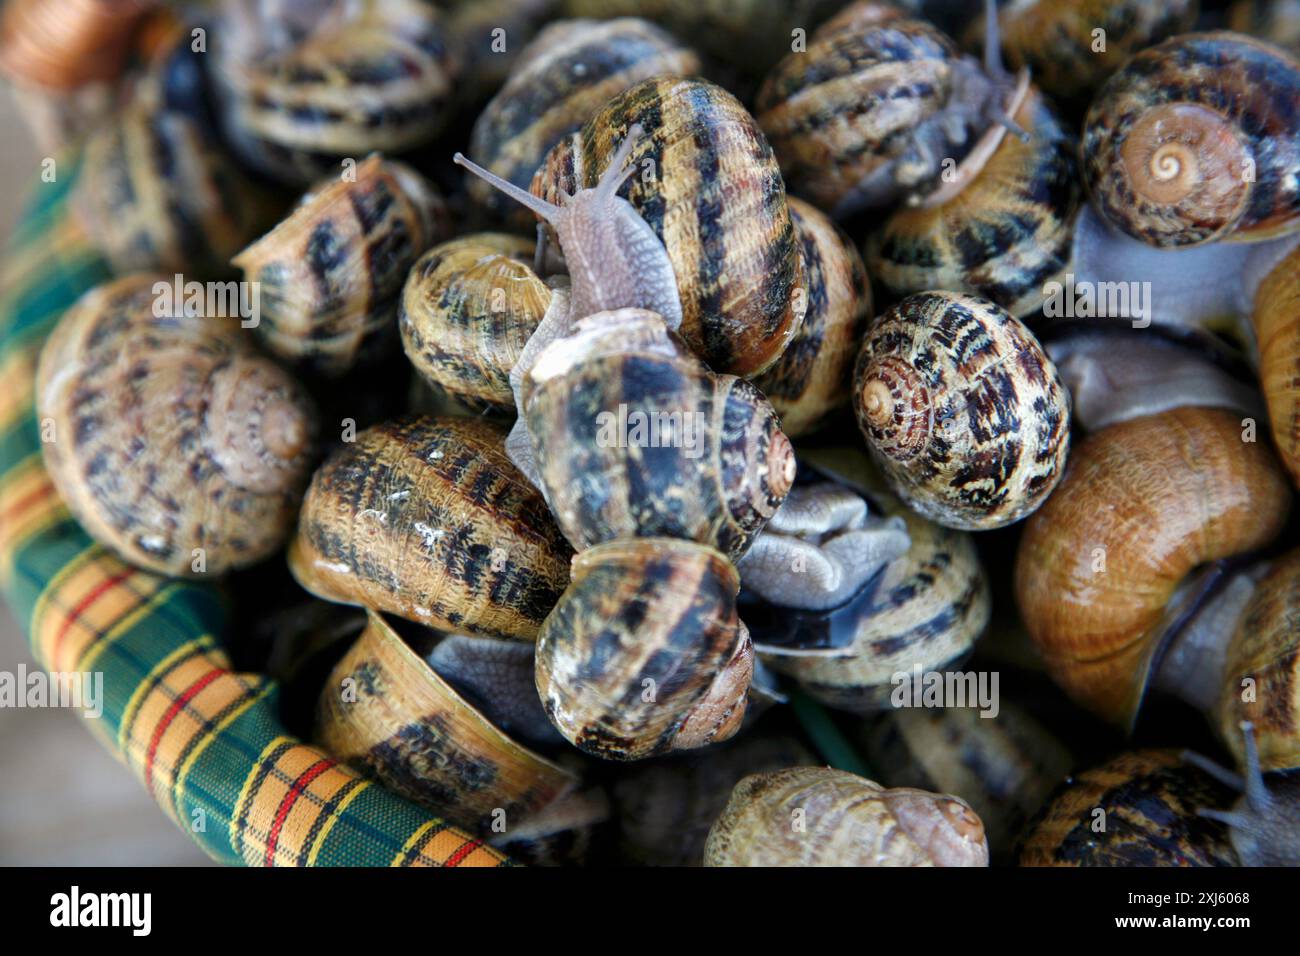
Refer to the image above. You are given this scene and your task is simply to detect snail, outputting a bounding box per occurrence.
[212,0,460,186]
[962,0,1199,106]
[36,274,318,578]
[1019,750,1240,866]
[399,234,553,413]
[535,538,754,762]
[755,0,1031,218]
[863,701,1073,861]
[289,415,573,641]
[852,291,1071,531]
[464,17,700,228]
[1081,32,1300,248]
[1229,0,1300,52]
[1253,240,1300,486]
[526,75,805,379]
[444,0,558,103]
[753,198,873,438]
[232,155,448,377]
[703,767,990,866]
[317,611,608,865]
[1015,407,1292,730]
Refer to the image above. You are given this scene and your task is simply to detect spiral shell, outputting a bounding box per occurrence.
[233,155,447,377]
[523,309,796,562]
[1015,407,1292,728]
[466,17,700,227]
[703,767,990,867]
[289,416,572,641]
[36,275,317,577]
[0,0,149,90]
[753,198,872,437]
[1253,240,1300,487]
[1019,750,1239,867]
[852,292,1071,530]
[1082,32,1300,247]
[213,0,459,186]
[535,538,753,761]
[399,234,552,412]
[866,83,1080,318]
[531,75,804,378]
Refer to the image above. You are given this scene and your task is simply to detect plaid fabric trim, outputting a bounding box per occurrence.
[0,160,509,866]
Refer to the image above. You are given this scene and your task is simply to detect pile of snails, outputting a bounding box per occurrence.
[9,0,1300,866]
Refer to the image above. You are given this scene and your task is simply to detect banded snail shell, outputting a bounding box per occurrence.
[531,75,804,378]
[523,309,796,562]
[1253,240,1300,486]
[36,274,317,577]
[535,538,753,762]
[289,416,572,641]
[233,156,447,378]
[1082,32,1300,247]
[466,17,700,228]
[753,198,872,438]
[852,292,1071,531]
[703,767,990,867]
[399,233,552,412]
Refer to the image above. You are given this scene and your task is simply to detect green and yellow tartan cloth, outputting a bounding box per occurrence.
[0,163,511,867]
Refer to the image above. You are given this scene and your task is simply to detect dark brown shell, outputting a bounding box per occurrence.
[36,275,318,577]
[233,156,447,377]
[399,233,552,411]
[289,416,572,641]
[535,538,752,761]
[852,292,1071,530]
[1229,0,1300,53]
[753,197,872,437]
[1019,750,1239,866]
[523,309,796,562]
[1082,32,1300,247]
[531,75,804,378]
[466,17,700,227]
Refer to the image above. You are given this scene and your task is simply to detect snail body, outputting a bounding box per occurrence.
[233,155,447,377]
[289,416,572,641]
[1082,32,1300,248]
[852,292,1071,531]
[704,767,989,866]
[36,275,318,577]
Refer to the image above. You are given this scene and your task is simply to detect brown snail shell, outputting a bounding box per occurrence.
[531,75,804,378]
[1230,0,1300,53]
[465,17,700,228]
[1082,32,1300,247]
[535,538,753,762]
[1019,750,1240,867]
[753,198,872,438]
[399,233,552,412]
[289,416,572,641]
[523,309,796,562]
[1015,407,1292,728]
[444,0,558,102]
[36,274,318,577]
[866,81,1081,318]
[704,767,990,866]
[233,155,447,378]
[0,0,149,90]
[852,291,1071,531]
[1253,240,1300,487]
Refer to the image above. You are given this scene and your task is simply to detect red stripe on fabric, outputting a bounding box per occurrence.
[444,839,485,868]
[264,758,337,867]
[144,667,223,791]
[50,566,135,663]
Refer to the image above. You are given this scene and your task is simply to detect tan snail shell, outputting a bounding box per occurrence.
[703,767,990,867]
[36,275,317,577]
[1253,240,1300,487]
[753,198,872,438]
[852,292,1071,531]
[1015,407,1292,728]
[289,416,572,641]
[0,0,149,90]
[465,17,700,228]
[1019,750,1240,867]
[523,308,796,562]
[233,155,447,378]
[535,538,753,762]
[530,75,804,378]
[1082,32,1300,247]
[399,233,552,412]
